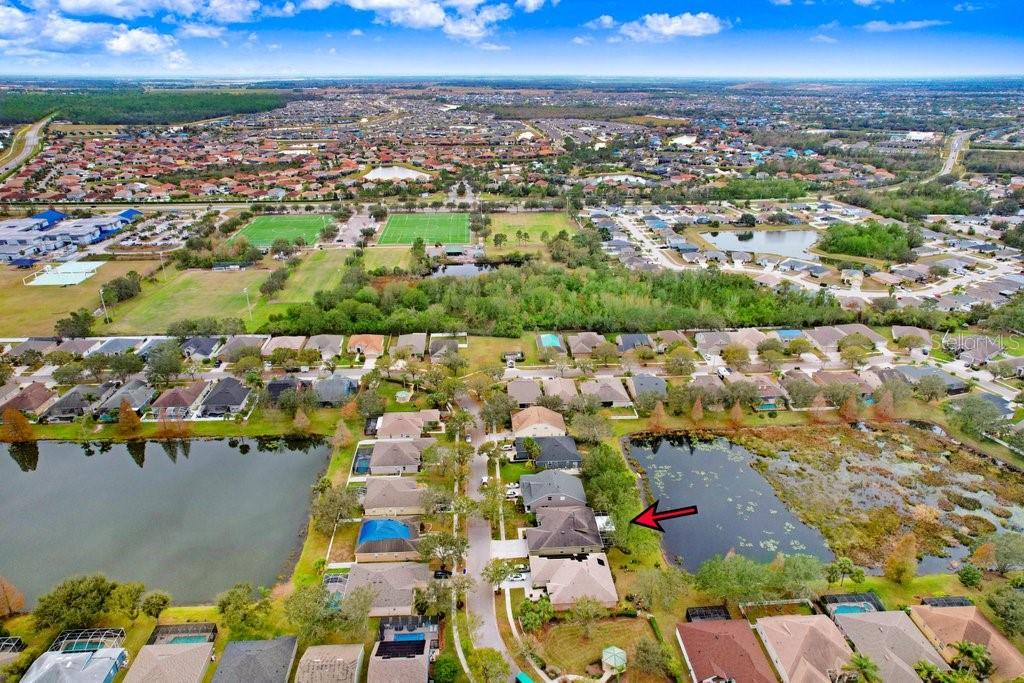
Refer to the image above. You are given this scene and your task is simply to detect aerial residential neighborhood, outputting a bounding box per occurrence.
[2,2,1024,682]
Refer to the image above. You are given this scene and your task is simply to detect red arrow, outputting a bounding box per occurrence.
[630,500,698,532]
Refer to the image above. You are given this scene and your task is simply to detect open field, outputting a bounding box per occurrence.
[273,248,348,302]
[104,266,266,333]
[488,212,576,256]
[234,214,330,248]
[379,212,470,245]
[0,260,158,336]
[362,246,410,270]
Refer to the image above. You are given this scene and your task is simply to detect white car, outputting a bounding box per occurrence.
[500,444,515,452]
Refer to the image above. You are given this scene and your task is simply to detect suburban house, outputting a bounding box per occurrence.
[97,379,154,419]
[376,410,440,439]
[261,336,307,358]
[728,327,768,352]
[814,371,876,401]
[181,336,222,360]
[363,477,427,516]
[836,611,949,683]
[676,619,777,683]
[368,439,434,475]
[355,518,419,562]
[266,375,310,403]
[580,377,632,407]
[654,329,689,353]
[44,383,113,422]
[198,377,251,417]
[124,642,214,683]
[342,562,431,617]
[566,331,606,357]
[366,639,429,683]
[507,379,542,408]
[525,506,603,556]
[304,335,344,361]
[541,377,578,403]
[511,406,567,438]
[891,326,933,351]
[513,436,582,470]
[152,380,208,420]
[528,553,618,610]
[805,326,846,353]
[212,637,297,683]
[520,470,587,512]
[0,382,56,418]
[312,374,358,407]
[393,333,428,358]
[347,334,386,359]
[294,644,363,683]
[910,605,1024,681]
[694,331,732,356]
[8,338,58,359]
[54,338,102,356]
[616,333,653,353]
[885,365,968,395]
[22,647,128,683]
[217,335,269,360]
[626,373,667,400]
[755,615,853,683]
[943,334,1004,367]
[835,323,887,350]
[428,338,459,363]
[91,338,143,356]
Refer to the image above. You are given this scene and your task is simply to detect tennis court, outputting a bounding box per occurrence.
[26,261,104,286]
[379,213,471,245]
[234,214,331,248]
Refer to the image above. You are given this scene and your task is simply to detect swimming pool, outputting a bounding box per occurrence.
[539,334,562,348]
[832,602,874,615]
[169,635,210,644]
[393,633,425,642]
[358,519,412,544]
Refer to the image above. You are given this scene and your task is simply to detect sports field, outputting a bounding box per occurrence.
[235,214,331,248]
[379,213,471,245]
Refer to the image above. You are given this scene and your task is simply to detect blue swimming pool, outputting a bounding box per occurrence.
[833,602,874,615]
[539,334,562,348]
[393,633,425,642]
[358,519,411,544]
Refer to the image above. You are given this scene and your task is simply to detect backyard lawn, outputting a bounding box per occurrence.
[488,212,577,257]
[536,617,658,675]
[0,260,158,336]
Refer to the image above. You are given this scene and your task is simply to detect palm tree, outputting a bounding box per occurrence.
[914,660,944,682]
[842,653,880,682]
[952,641,993,678]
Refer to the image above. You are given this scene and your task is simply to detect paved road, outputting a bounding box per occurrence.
[0,116,49,177]
[935,130,974,179]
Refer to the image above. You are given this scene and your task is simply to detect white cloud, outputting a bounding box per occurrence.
[514,0,554,13]
[584,14,615,30]
[164,47,189,67]
[203,0,260,22]
[606,34,621,43]
[818,19,839,30]
[177,21,225,37]
[350,27,363,35]
[442,2,510,40]
[862,19,948,32]
[327,45,336,53]
[852,0,893,6]
[42,12,113,44]
[769,0,792,5]
[477,40,507,49]
[570,35,588,44]
[619,12,726,42]
[55,0,153,20]
[0,2,32,36]
[954,2,980,10]
[105,25,177,53]
[810,33,836,42]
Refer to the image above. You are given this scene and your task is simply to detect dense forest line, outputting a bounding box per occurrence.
[817,221,923,262]
[841,183,991,221]
[965,150,1024,175]
[0,90,288,124]
[255,262,853,337]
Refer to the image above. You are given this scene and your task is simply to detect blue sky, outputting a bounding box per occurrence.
[0,0,1022,77]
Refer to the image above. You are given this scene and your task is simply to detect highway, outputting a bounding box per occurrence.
[0,116,50,178]
[934,129,974,180]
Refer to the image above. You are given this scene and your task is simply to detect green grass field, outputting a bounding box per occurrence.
[235,214,331,248]
[379,212,470,245]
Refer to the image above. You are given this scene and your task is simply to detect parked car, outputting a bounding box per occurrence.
[434,569,452,580]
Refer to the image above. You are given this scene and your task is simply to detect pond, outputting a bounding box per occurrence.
[702,229,820,260]
[429,263,497,278]
[0,438,330,605]
[626,435,833,570]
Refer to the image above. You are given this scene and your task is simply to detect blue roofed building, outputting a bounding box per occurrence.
[118,208,143,222]
[32,209,68,228]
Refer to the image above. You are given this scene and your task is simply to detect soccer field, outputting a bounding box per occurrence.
[235,215,330,248]
[379,213,471,245]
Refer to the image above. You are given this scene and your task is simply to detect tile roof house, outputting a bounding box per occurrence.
[676,619,777,683]
[541,377,578,403]
[694,331,732,356]
[507,379,542,408]
[393,333,428,358]
[376,410,440,439]
[626,373,667,400]
[217,335,270,360]
[367,639,429,683]
[0,381,56,417]
[653,330,689,353]
[124,642,214,683]
[152,380,208,420]
[580,377,632,407]
[513,436,582,470]
[835,610,948,683]
[198,377,251,417]
[910,605,1024,682]
[526,506,603,556]
[529,553,618,610]
[261,336,307,357]
[347,335,386,358]
[520,470,587,512]
[805,326,846,353]
[363,477,427,516]
[511,406,567,438]
[212,637,297,683]
[835,323,887,349]
[368,439,434,475]
[304,335,343,361]
[343,562,431,617]
[943,334,1005,367]
[892,326,933,350]
[566,332,607,357]
[54,337,102,356]
[755,615,853,683]
[294,644,364,683]
[728,327,768,351]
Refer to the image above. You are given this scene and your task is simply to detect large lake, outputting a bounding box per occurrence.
[0,438,330,605]
[703,229,820,260]
[626,436,833,569]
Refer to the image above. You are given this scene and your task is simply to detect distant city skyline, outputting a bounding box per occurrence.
[0,0,1021,77]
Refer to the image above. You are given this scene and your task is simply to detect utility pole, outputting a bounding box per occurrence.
[243,286,253,321]
[99,287,110,323]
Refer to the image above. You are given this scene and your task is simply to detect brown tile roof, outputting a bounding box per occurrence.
[911,605,1024,681]
[677,619,777,683]
[756,615,852,683]
[511,406,566,433]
